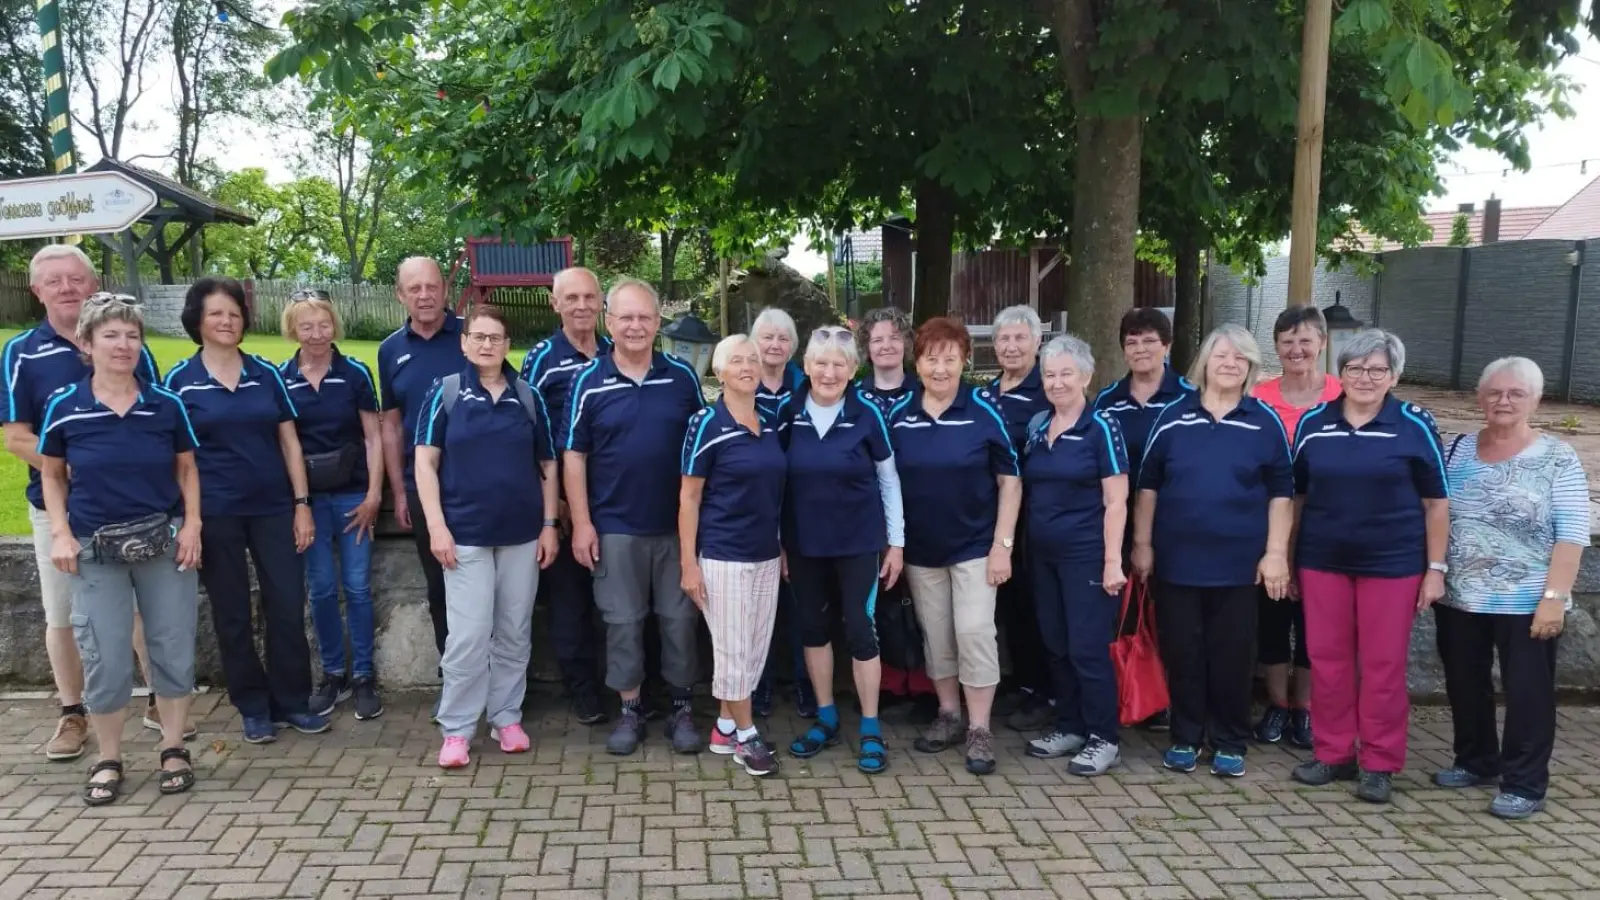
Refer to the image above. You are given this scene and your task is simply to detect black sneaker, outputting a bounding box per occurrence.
[666,706,700,754]
[572,691,608,726]
[1005,692,1053,733]
[1142,710,1171,732]
[1356,770,1393,804]
[1287,708,1313,750]
[351,677,383,721]
[794,681,818,719]
[1291,758,1359,786]
[309,674,349,717]
[752,681,775,718]
[607,708,645,755]
[1254,705,1289,743]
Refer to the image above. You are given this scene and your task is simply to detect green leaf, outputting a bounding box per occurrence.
[654,53,682,91]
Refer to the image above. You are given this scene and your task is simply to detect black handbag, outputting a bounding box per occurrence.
[92,513,174,564]
[875,579,926,671]
[304,444,359,493]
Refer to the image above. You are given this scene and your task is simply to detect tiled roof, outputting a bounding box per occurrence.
[1523,175,1600,240]
[85,158,256,226]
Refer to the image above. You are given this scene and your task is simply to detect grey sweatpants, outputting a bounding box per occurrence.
[592,533,698,694]
[437,541,539,739]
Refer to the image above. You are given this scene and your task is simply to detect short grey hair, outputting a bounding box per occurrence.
[1188,324,1264,392]
[29,244,96,283]
[751,307,798,354]
[605,277,660,311]
[1039,334,1094,378]
[993,304,1043,342]
[803,325,859,369]
[75,292,144,346]
[1478,356,1544,399]
[711,334,757,377]
[1336,329,1406,380]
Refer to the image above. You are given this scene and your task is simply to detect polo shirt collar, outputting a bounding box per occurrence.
[595,350,674,383]
[1157,366,1190,399]
[1329,392,1401,427]
[35,319,63,343]
[283,345,347,379]
[551,327,611,357]
[709,396,760,434]
[792,379,870,422]
[462,362,521,392]
[405,310,461,340]
[992,364,1042,396]
[1171,390,1256,423]
[68,374,151,409]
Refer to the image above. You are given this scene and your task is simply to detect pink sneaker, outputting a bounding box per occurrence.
[491,723,531,753]
[709,726,737,755]
[438,736,470,768]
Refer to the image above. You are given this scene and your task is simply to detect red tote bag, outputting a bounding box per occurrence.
[1111,577,1169,727]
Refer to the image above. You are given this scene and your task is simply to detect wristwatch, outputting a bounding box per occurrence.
[294,496,311,507]
[996,537,1014,550]
[542,518,560,528]
[1543,589,1571,603]
[1427,561,1448,574]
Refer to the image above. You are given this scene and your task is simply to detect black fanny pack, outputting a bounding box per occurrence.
[93,513,174,564]
[304,444,360,493]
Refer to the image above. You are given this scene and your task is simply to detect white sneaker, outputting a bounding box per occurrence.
[1066,736,1120,777]
[1026,730,1086,759]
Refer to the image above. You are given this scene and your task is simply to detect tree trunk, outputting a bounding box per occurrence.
[660,229,682,305]
[912,177,954,323]
[1170,237,1204,372]
[1066,114,1142,390]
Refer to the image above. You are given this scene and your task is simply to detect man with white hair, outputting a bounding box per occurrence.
[2,245,158,761]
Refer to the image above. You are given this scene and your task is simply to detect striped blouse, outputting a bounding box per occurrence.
[1443,432,1591,614]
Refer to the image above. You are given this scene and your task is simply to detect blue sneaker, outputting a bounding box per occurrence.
[276,712,331,735]
[242,716,276,744]
[1434,766,1495,789]
[1211,752,1246,778]
[1488,792,1545,820]
[1163,744,1198,773]
[1253,706,1289,743]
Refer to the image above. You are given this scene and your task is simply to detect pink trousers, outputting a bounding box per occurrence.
[1299,568,1421,773]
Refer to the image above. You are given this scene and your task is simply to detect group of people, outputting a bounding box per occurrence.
[2,246,1585,821]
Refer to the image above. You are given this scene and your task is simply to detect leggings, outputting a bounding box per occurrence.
[789,552,881,662]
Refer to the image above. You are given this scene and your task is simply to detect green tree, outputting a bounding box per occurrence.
[203,168,342,279]
[1447,212,1472,247]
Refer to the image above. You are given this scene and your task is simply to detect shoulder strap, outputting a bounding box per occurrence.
[513,379,539,423]
[439,373,462,416]
[1446,433,1465,465]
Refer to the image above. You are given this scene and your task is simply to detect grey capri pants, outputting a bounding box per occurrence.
[70,522,199,714]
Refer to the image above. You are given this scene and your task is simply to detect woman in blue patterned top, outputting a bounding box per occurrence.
[1435,357,1589,821]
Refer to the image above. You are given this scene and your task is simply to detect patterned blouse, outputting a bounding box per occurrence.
[1443,432,1590,615]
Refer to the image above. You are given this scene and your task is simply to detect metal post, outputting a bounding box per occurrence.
[35,0,80,246]
[1449,248,1471,390]
[1562,240,1586,401]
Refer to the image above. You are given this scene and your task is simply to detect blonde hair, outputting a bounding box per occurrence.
[76,293,144,347]
[1187,324,1264,393]
[30,244,96,283]
[281,294,343,342]
[711,334,758,377]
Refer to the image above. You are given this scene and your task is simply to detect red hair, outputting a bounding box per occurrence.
[914,316,971,361]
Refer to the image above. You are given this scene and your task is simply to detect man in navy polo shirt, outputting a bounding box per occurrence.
[520,267,612,725]
[377,257,465,661]
[2,245,159,762]
[565,278,705,755]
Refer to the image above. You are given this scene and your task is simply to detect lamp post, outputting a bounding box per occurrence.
[660,313,719,378]
[1322,290,1364,376]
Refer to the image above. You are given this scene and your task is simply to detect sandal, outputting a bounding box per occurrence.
[857,734,889,775]
[158,747,195,795]
[83,759,124,807]
[788,719,840,759]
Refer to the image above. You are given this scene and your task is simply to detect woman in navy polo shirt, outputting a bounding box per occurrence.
[1289,329,1448,804]
[280,291,384,722]
[680,335,786,777]
[165,278,325,744]
[38,293,202,805]
[1132,324,1293,779]
[783,325,905,775]
[415,305,560,769]
[891,317,1021,776]
[1021,335,1128,777]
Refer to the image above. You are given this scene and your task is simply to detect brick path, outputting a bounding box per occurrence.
[4,692,1599,900]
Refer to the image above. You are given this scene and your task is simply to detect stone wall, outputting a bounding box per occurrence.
[142,284,189,338]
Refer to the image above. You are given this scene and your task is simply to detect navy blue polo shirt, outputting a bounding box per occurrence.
[755,361,805,425]
[855,373,919,417]
[682,398,786,562]
[781,385,893,558]
[989,365,1049,453]
[1023,408,1128,563]
[37,378,197,536]
[279,348,380,494]
[1293,394,1449,578]
[889,385,1020,569]
[377,312,464,489]
[164,353,298,518]
[2,321,159,509]
[567,351,704,536]
[520,328,612,448]
[417,365,554,547]
[1093,367,1196,485]
[1138,393,1295,587]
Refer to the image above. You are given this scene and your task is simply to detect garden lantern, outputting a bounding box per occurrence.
[660,313,719,378]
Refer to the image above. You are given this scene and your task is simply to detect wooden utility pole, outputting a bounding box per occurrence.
[824,237,838,308]
[1286,0,1334,306]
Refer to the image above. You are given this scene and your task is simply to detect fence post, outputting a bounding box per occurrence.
[1449,247,1471,390]
[1562,240,1586,402]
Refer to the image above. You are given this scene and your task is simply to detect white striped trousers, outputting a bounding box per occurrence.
[701,556,782,701]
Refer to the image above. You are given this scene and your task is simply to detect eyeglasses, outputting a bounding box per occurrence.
[1342,364,1392,382]
[40,274,92,290]
[464,331,508,346]
[812,326,854,344]
[1483,389,1531,403]
[289,289,332,302]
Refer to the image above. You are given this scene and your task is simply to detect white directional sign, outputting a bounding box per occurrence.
[0,171,159,241]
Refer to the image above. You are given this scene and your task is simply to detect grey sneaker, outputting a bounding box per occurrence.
[1433,766,1494,788]
[914,710,964,753]
[1291,758,1359,786]
[606,708,645,755]
[309,675,350,717]
[1066,736,1120,777]
[1488,792,1545,820]
[1026,730,1086,759]
[964,727,996,775]
[1356,770,1393,804]
[666,707,700,754]
[351,677,383,721]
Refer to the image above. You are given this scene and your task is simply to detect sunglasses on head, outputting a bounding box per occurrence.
[83,291,141,307]
[289,289,332,302]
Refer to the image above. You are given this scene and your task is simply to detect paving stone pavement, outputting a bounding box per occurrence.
[3,691,1600,900]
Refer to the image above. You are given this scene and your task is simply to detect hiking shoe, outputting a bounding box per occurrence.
[1356,770,1393,804]
[351,678,384,721]
[1434,766,1495,789]
[277,712,330,735]
[1026,730,1086,759]
[666,707,700,754]
[1142,710,1171,732]
[752,681,774,718]
[736,736,779,776]
[1067,736,1120,777]
[794,681,818,719]
[607,708,645,755]
[430,694,441,725]
[490,723,531,753]
[309,674,350,717]
[242,716,276,744]
[709,725,737,756]
[1292,759,1359,786]
[1163,744,1199,773]
[1489,792,1545,820]
[964,727,996,775]
[1211,752,1246,778]
[45,713,89,761]
[1288,708,1314,749]
[571,690,608,726]
[1006,693,1054,732]
[438,736,470,768]
[914,710,964,753]
[1254,706,1289,744]
[142,703,199,740]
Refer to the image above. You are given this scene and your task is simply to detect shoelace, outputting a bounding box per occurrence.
[968,729,993,757]
[1080,737,1111,759]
